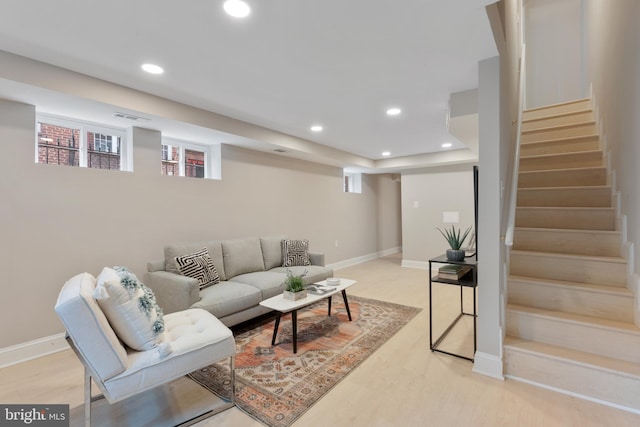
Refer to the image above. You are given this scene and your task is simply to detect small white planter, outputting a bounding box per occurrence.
[283,290,307,301]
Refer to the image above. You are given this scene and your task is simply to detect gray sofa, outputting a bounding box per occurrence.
[145,236,333,327]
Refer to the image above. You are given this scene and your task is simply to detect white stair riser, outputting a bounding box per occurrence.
[515,208,616,230]
[508,280,633,322]
[523,100,592,121]
[517,187,611,208]
[520,152,603,171]
[504,347,640,410]
[512,229,620,256]
[522,111,594,131]
[510,253,626,286]
[506,310,640,363]
[520,137,600,157]
[518,168,606,188]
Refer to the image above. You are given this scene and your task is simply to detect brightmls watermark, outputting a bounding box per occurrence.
[0,405,69,426]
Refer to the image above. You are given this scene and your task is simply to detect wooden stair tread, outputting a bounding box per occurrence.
[504,337,640,377]
[520,148,601,160]
[513,227,619,236]
[520,134,599,146]
[519,165,606,175]
[521,120,596,134]
[522,108,593,123]
[516,206,615,212]
[510,249,626,264]
[518,184,610,191]
[508,274,633,296]
[506,304,640,333]
[523,98,591,113]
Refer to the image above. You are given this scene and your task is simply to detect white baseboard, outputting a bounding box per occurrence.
[472,351,504,380]
[327,246,401,271]
[401,259,429,270]
[0,333,69,369]
[505,374,640,415]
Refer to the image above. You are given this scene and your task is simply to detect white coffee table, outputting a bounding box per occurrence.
[259,278,357,353]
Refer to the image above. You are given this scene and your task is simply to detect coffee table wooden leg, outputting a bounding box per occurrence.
[271,312,281,346]
[327,296,332,316]
[342,290,352,321]
[292,310,298,354]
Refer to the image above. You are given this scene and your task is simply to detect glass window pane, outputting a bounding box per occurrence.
[184,149,205,178]
[87,131,120,170]
[36,121,80,167]
[161,144,180,176]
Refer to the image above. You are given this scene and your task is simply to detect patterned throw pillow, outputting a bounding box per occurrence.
[175,247,220,290]
[94,266,168,354]
[282,239,311,267]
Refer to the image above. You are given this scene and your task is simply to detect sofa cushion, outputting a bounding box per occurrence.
[164,240,226,281]
[231,271,287,299]
[103,308,235,402]
[260,236,285,270]
[191,281,262,319]
[175,247,220,290]
[271,265,334,286]
[222,238,265,279]
[282,239,311,267]
[94,267,167,353]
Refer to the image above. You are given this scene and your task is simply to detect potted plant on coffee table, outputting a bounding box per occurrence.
[437,225,472,262]
[283,269,308,300]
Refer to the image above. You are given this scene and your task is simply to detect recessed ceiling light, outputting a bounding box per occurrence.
[381,151,391,156]
[224,0,251,18]
[310,125,323,132]
[141,63,164,74]
[441,142,453,148]
[386,107,402,116]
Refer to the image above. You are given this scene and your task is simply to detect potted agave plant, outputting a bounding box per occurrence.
[283,269,308,301]
[437,225,472,262]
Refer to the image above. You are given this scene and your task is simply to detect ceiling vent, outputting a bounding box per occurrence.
[114,112,151,122]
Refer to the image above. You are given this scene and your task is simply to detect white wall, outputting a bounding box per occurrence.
[0,98,402,352]
[525,0,589,108]
[400,164,476,268]
[585,0,640,296]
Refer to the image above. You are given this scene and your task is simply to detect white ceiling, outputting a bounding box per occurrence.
[0,0,497,171]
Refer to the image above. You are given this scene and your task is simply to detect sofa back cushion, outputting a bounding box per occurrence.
[222,237,265,279]
[164,240,226,281]
[260,236,286,270]
[55,272,128,381]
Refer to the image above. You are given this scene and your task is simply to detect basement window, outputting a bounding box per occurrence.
[344,171,362,193]
[36,114,128,171]
[161,138,221,180]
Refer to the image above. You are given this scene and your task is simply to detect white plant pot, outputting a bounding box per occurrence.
[283,290,307,300]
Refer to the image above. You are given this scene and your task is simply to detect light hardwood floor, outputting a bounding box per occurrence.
[2,254,639,426]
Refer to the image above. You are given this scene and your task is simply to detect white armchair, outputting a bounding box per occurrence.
[55,272,235,426]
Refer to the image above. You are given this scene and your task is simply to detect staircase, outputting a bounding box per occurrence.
[504,98,640,411]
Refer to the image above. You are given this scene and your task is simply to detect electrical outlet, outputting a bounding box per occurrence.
[334,240,339,247]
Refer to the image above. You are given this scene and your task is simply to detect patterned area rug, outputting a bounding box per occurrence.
[188,295,421,427]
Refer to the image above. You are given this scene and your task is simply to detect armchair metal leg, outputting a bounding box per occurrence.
[84,368,90,427]
[229,356,235,405]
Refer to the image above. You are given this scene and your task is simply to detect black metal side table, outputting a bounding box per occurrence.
[428,254,477,361]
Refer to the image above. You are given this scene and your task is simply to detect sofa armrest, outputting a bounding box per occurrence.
[144,271,199,315]
[309,252,325,267]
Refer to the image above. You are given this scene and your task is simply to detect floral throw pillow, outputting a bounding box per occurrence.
[94,266,168,354]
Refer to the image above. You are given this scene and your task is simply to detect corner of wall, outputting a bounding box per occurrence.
[472,351,505,380]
